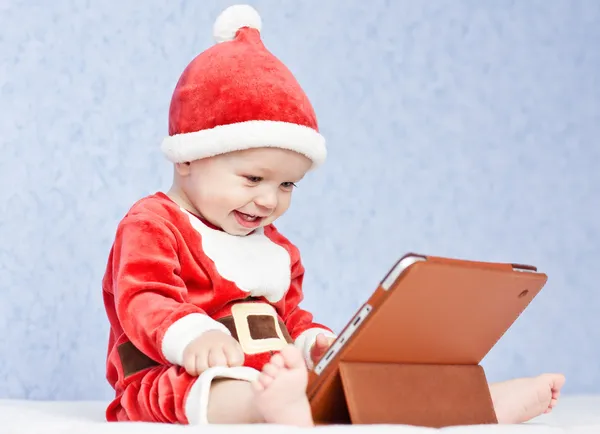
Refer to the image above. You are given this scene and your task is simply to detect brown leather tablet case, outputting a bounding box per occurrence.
[307,253,548,427]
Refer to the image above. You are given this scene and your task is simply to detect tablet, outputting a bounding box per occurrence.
[307,252,548,424]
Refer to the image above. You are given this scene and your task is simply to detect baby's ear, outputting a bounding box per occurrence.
[174,161,192,176]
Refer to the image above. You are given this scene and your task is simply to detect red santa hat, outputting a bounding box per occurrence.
[160,4,327,169]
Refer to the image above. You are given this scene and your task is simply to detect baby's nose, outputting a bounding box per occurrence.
[255,191,278,210]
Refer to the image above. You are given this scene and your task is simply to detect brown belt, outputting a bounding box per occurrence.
[118,302,292,377]
[217,302,293,355]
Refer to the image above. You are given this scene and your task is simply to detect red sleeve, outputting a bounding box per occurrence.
[278,242,336,367]
[111,215,230,366]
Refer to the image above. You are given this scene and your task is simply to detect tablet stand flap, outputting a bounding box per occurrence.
[338,362,498,427]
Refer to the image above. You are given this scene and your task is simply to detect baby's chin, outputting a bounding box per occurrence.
[221,221,259,236]
[224,227,253,237]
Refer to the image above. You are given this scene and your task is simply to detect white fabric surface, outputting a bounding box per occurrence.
[0,395,599,433]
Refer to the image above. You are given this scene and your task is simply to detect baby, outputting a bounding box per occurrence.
[101,4,565,427]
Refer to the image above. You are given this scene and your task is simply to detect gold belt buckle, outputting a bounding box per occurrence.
[231,302,289,355]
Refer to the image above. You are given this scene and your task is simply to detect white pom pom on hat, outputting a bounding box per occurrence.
[213,4,263,43]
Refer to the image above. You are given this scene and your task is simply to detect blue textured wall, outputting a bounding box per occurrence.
[0,0,598,400]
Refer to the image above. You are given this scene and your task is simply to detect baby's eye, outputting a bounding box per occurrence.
[245,176,262,183]
[281,182,297,190]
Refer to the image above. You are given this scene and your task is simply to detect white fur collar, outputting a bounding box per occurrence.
[182,209,291,303]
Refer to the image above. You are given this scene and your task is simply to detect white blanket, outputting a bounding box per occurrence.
[0,395,599,433]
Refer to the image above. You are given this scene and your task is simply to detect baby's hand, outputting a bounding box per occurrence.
[182,330,244,376]
[310,333,336,365]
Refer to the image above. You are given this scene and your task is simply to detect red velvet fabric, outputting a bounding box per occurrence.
[102,192,330,423]
[167,27,320,136]
[106,364,193,424]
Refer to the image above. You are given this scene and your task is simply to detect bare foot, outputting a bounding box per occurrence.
[251,345,313,427]
[490,373,566,424]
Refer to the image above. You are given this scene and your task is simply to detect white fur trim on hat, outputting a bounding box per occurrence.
[213,4,262,43]
[161,120,327,168]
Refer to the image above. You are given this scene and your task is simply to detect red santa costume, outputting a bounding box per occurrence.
[102,4,334,426]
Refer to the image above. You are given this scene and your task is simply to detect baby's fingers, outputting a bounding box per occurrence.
[208,347,228,368]
[184,352,199,376]
[315,333,332,349]
[223,342,245,367]
[184,348,209,376]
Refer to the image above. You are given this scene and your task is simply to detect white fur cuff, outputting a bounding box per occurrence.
[185,366,261,424]
[294,328,337,369]
[161,313,231,366]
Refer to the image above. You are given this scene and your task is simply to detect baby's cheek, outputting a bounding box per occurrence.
[275,200,291,217]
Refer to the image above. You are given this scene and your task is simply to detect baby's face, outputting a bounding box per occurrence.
[180,147,312,236]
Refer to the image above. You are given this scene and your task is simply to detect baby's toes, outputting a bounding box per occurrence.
[262,362,280,379]
[252,379,265,392]
[258,372,274,389]
[269,353,285,369]
[279,345,305,369]
[542,396,559,414]
[549,374,566,391]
